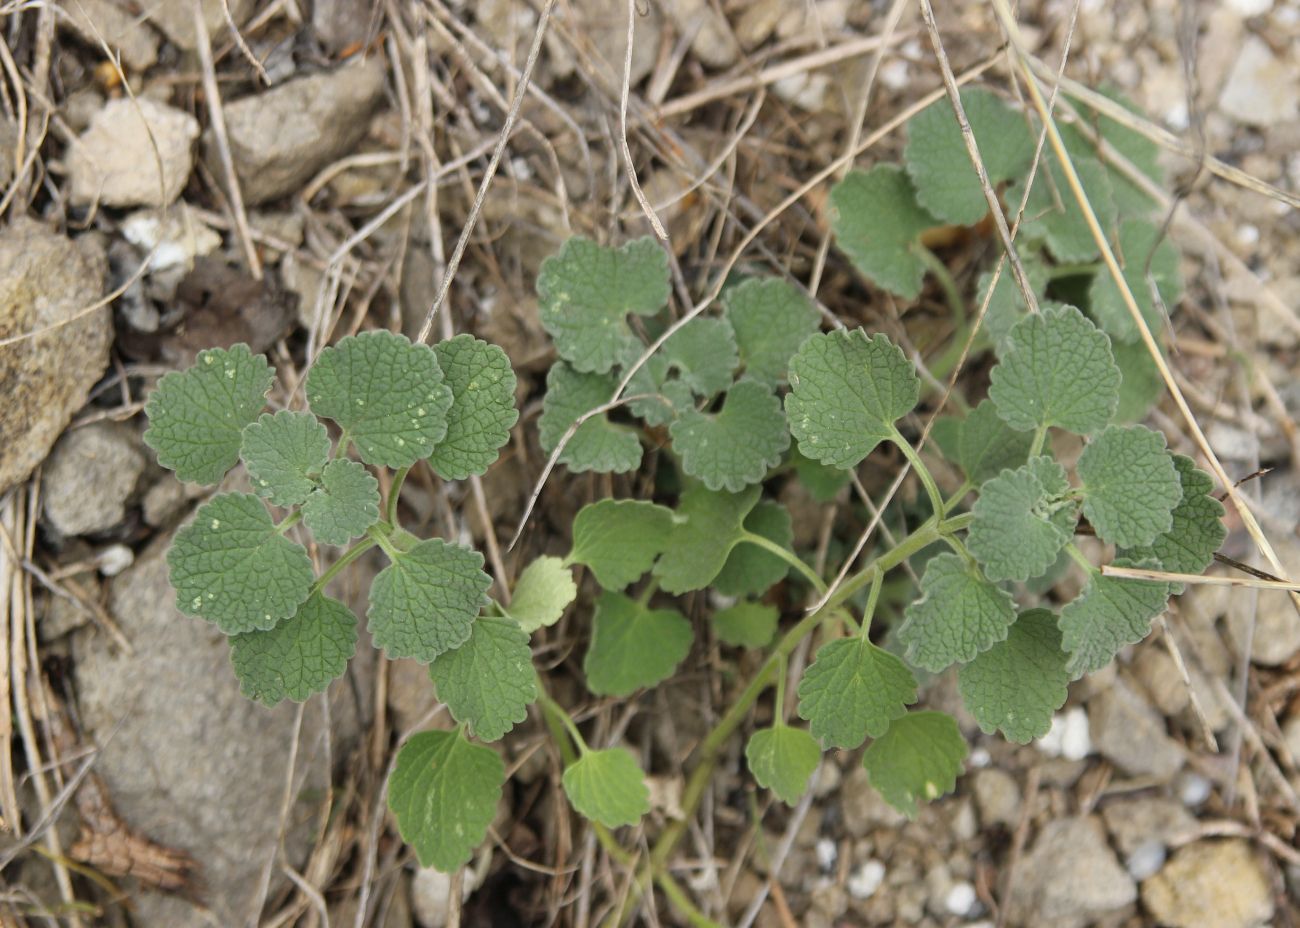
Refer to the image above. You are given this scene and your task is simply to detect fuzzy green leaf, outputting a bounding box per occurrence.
[898,552,1017,671]
[301,459,379,546]
[968,457,1077,583]
[1088,219,1183,344]
[368,539,491,661]
[1012,156,1117,262]
[791,446,853,502]
[659,317,740,398]
[862,711,967,818]
[229,592,357,705]
[905,88,1034,226]
[713,500,794,598]
[711,601,779,649]
[653,484,761,594]
[723,277,821,387]
[569,499,674,591]
[786,328,919,469]
[537,236,670,374]
[956,399,1036,485]
[746,725,821,806]
[307,331,453,469]
[239,410,330,506]
[506,556,577,633]
[168,493,313,635]
[539,363,642,474]
[1077,424,1181,547]
[563,748,650,828]
[430,616,537,741]
[144,343,274,485]
[1059,559,1170,676]
[797,636,917,750]
[671,380,789,492]
[428,335,519,480]
[584,592,693,697]
[988,303,1120,435]
[388,730,503,872]
[1120,454,1226,586]
[958,608,1069,742]
[1112,338,1164,423]
[976,251,1051,351]
[829,165,940,299]
[1061,91,1164,218]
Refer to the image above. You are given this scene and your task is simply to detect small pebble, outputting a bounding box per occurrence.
[968,746,991,768]
[97,543,134,577]
[1176,771,1213,807]
[848,860,886,900]
[944,881,977,916]
[1126,840,1167,881]
[815,837,837,872]
[1037,707,1092,761]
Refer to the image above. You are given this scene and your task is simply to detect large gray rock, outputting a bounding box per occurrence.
[41,422,145,536]
[0,220,110,494]
[1142,840,1274,928]
[209,58,387,204]
[143,0,254,50]
[1005,816,1136,928]
[1088,681,1184,780]
[57,0,158,71]
[67,97,199,207]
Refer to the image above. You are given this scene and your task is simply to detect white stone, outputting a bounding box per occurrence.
[848,860,886,900]
[1176,771,1212,807]
[411,867,452,928]
[67,98,198,208]
[815,837,837,871]
[97,543,134,577]
[1037,707,1091,761]
[1219,36,1300,127]
[945,881,977,916]
[1225,0,1273,16]
[122,203,222,273]
[1126,840,1167,881]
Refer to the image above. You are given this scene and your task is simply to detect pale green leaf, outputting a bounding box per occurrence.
[229,592,357,705]
[168,493,313,635]
[301,459,380,546]
[790,445,852,502]
[1059,558,1170,676]
[829,165,940,299]
[956,399,1035,485]
[584,591,693,697]
[429,335,519,480]
[1088,219,1183,344]
[786,328,919,469]
[539,363,642,474]
[1112,338,1164,423]
[307,331,453,469]
[429,616,537,741]
[862,711,967,818]
[1120,454,1225,591]
[537,236,670,374]
[1012,156,1117,262]
[388,729,503,871]
[506,556,577,633]
[957,608,1069,742]
[1077,424,1181,547]
[562,748,650,828]
[653,483,761,594]
[1061,91,1164,217]
[722,277,821,387]
[796,636,917,750]
[144,343,274,485]
[368,539,491,661]
[898,552,1017,671]
[713,501,794,598]
[671,380,789,492]
[711,601,778,649]
[975,251,1050,350]
[239,410,330,506]
[658,317,739,398]
[569,499,674,591]
[968,457,1077,583]
[746,725,821,806]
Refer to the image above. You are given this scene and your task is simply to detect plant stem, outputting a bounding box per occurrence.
[1030,423,1050,457]
[309,537,377,595]
[275,510,303,535]
[774,652,789,723]
[386,465,410,524]
[1064,541,1094,573]
[859,570,884,636]
[366,524,401,561]
[889,427,946,519]
[539,690,588,755]
[737,531,826,594]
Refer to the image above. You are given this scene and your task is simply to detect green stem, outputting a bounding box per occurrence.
[737,531,826,594]
[309,537,377,595]
[636,578,659,607]
[539,691,588,755]
[386,465,410,524]
[859,570,884,636]
[774,652,789,724]
[1064,542,1094,573]
[367,524,401,561]
[913,244,966,327]
[944,481,974,513]
[1030,423,1050,458]
[1046,261,1101,279]
[276,511,303,535]
[889,427,946,519]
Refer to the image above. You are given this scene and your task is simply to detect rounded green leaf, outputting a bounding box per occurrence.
[167,493,313,635]
[1088,219,1183,344]
[388,730,503,872]
[301,459,380,546]
[1112,338,1164,424]
[988,303,1120,435]
[786,328,919,469]
[711,601,779,649]
[429,616,538,741]
[722,277,821,387]
[898,552,1017,672]
[653,483,761,594]
[229,592,358,705]
[829,165,939,299]
[506,555,577,633]
[796,636,917,750]
[1077,424,1181,547]
[968,457,1077,583]
[144,343,274,485]
[671,380,790,492]
[306,330,453,468]
[569,499,675,591]
[975,249,1050,351]
[955,399,1035,485]
[1011,156,1117,263]
[539,363,642,475]
[790,446,852,502]
[658,317,739,398]
[1120,454,1226,589]
[713,500,794,598]
[862,711,967,818]
[746,725,821,806]
[562,747,650,828]
[584,591,693,697]
[429,334,519,481]
[367,538,491,661]
[239,410,330,506]
[958,609,1069,743]
[1059,559,1170,677]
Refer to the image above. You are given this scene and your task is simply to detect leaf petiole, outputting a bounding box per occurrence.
[386,465,410,524]
[737,530,826,594]
[275,510,303,535]
[890,427,946,518]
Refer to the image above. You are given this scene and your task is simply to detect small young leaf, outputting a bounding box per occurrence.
[537,236,670,374]
[711,601,779,649]
[786,328,919,469]
[1077,424,1181,547]
[368,539,491,661]
[957,609,1069,743]
[144,343,274,485]
[301,459,380,546]
[658,317,740,398]
[563,748,651,828]
[968,457,1077,583]
[1112,338,1164,424]
[239,410,330,506]
[829,165,940,299]
[584,591,693,697]
[862,711,967,818]
[746,725,821,805]
[506,556,577,632]
[388,729,503,872]
[975,250,1051,350]
[229,592,358,705]
[713,501,794,598]
[898,552,1017,671]
[1120,454,1226,588]
[307,331,453,469]
[539,363,642,474]
[1059,559,1170,676]
[623,350,691,427]
[988,303,1120,435]
[1012,156,1117,262]
[569,499,674,591]
[956,399,1035,485]
[904,88,1034,226]
[723,277,821,387]
[671,380,789,492]
[653,483,761,594]
[1088,219,1183,344]
[168,493,313,635]
[796,636,917,750]
[430,616,538,741]
[429,335,519,480]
